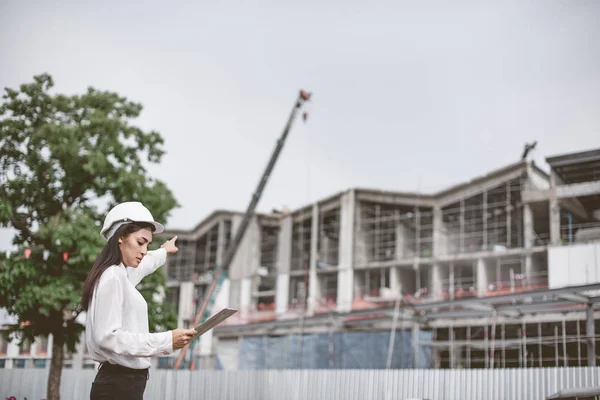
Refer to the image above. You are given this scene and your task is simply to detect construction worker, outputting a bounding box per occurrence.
[81,201,197,399]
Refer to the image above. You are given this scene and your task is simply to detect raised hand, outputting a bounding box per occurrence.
[160,236,179,254]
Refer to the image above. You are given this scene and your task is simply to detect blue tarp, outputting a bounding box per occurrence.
[239,330,433,370]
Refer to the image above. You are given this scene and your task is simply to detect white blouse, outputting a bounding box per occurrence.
[85,248,173,369]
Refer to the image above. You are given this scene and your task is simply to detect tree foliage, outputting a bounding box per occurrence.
[0,73,178,399]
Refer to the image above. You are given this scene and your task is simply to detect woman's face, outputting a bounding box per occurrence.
[119,228,153,267]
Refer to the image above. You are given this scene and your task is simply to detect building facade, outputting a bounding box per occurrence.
[159,147,600,370]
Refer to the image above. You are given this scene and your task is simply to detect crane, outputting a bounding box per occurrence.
[173,89,312,370]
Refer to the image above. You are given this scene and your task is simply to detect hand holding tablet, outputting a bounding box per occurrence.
[192,308,238,340]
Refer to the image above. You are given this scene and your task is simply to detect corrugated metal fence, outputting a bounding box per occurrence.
[1,367,600,400]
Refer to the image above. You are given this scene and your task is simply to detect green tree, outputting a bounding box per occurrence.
[0,74,178,400]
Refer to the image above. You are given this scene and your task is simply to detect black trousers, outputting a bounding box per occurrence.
[90,362,149,400]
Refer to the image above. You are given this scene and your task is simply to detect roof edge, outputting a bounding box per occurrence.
[546,147,600,167]
[433,160,528,198]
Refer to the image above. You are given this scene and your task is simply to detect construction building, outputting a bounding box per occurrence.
[156,146,600,370]
[1,147,600,371]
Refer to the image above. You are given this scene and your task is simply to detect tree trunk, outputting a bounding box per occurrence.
[47,337,64,400]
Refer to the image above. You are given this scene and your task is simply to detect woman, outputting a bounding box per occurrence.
[82,201,197,399]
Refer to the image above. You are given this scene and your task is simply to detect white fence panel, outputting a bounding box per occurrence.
[1,367,599,400]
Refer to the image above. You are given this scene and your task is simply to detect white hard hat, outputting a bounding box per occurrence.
[100,201,165,240]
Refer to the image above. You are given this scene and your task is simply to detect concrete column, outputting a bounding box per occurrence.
[449,263,455,300]
[199,328,213,356]
[229,216,259,315]
[395,219,406,259]
[430,264,442,299]
[307,204,319,314]
[229,215,260,279]
[412,323,421,368]
[506,182,512,247]
[275,216,292,315]
[226,217,243,276]
[459,201,465,253]
[390,267,401,295]
[337,190,356,312]
[523,203,534,249]
[275,275,290,315]
[239,277,252,316]
[587,304,596,366]
[178,282,195,328]
[415,207,421,257]
[549,171,562,245]
[276,216,292,274]
[476,258,487,296]
[523,203,534,286]
[200,278,231,356]
[482,190,488,250]
[352,202,365,267]
[550,198,561,245]
[228,280,241,310]
[432,206,445,257]
[524,255,533,288]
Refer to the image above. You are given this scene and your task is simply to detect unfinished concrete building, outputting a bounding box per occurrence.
[150,147,600,371]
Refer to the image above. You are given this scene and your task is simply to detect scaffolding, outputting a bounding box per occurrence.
[438,262,477,300]
[354,180,531,264]
[214,283,600,370]
[433,319,599,369]
[317,206,340,268]
[440,178,525,255]
[354,268,390,299]
[291,214,311,272]
[356,201,434,263]
[315,271,338,313]
[194,224,219,279]
[288,275,307,310]
[259,223,279,275]
[254,221,279,309]
[167,238,196,281]
[349,174,560,304]
[166,285,180,314]
[164,217,234,283]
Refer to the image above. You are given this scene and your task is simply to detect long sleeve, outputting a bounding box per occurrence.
[127,248,167,286]
[92,272,173,357]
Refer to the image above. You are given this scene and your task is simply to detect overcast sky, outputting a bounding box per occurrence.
[1,0,599,249]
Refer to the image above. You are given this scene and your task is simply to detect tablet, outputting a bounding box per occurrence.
[192,308,238,339]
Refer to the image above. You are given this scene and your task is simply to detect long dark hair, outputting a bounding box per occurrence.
[82,222,156,310]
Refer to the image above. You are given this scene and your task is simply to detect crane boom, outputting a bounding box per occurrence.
[173,90,312,370]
